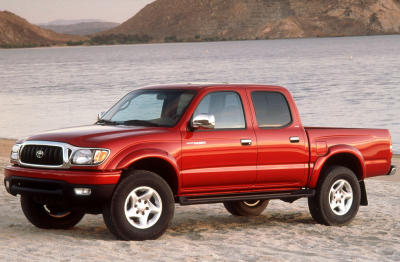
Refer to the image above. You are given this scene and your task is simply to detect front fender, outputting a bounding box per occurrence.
[109,148,180,175]
[105,148,179,174]
[308,144,366,188]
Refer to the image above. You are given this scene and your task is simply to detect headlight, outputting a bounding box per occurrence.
[72,149,109,165]
[10,144,22,161]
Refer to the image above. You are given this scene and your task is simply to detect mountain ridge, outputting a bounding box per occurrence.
[39,21,119,36]
[0,11,86,47]
[105,0,400,41]
[41,19,109,26]
[2,0,400,48]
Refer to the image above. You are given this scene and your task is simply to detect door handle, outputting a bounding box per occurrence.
[289,136,300,143]
[241,139,252,146]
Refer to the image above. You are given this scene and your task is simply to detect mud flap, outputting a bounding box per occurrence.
[359,180,368,206]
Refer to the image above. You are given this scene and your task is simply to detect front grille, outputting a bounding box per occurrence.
[20,145,63,166]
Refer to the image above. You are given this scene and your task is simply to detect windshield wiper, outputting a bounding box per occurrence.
[122,120,160,127]
[96,119,120,125]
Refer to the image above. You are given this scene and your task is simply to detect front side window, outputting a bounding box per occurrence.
[193,91,246,129]
[100,89,196,127]
[251,91,292,128]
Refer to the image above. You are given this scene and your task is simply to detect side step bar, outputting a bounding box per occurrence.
[179,189,315,205]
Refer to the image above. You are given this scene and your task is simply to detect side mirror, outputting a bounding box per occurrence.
[191,114,215,130]
[97,112,105,121]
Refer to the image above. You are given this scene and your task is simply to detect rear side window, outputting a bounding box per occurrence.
[251,91,292,128]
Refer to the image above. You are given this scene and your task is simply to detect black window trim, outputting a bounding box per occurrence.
[189,90,248,132]
[250,91,293,130]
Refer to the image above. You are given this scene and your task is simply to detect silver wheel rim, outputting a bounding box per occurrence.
[124,186,162,229]
[329,179,353,216]
[243,200,261,207]
[44,206,71,218]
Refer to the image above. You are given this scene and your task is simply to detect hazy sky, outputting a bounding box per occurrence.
[0,0,155,24]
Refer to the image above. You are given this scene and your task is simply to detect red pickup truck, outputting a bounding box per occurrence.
[4,84,396,240]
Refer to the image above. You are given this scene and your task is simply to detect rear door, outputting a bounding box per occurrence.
[247,89,309,189]
[181,89,257,194]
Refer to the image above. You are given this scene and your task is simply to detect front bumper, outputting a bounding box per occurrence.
[4,165,121,184]
[4,165,121,213]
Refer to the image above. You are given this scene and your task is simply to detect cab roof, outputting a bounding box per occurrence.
[141,83,288,92]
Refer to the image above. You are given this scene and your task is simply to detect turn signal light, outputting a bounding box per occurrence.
[94,150,109,164]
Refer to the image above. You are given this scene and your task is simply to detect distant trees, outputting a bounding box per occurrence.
[89,34,152,45]
[64,34,153,46]
[66,40,85,46]
[164,36,179,42]
[0,43,50,48]
[67,34,233,48]
[1,33,240,49]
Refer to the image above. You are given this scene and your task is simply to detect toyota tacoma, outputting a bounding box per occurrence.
[4,84,396,240]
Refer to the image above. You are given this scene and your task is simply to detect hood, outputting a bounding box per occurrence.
[25,124,170,148]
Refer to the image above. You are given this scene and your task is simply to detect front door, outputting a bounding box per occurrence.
[181,90,257,194]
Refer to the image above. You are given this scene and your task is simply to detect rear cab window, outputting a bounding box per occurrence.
[251,91,292,128]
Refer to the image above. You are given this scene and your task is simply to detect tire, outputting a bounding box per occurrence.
[102,201,119,237]
[223,199,269,216]
[106,170,175,240]
[308,166,361,226]
[20,195,84,229]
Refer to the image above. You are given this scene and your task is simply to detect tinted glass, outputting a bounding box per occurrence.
[112,93,164,121]
[193,91,245,129]
[101,89,196,127]
[251,91,292,128]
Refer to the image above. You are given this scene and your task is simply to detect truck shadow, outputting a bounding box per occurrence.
[4,210,317,241]
[167,211,316,237]
[40,211,317,240]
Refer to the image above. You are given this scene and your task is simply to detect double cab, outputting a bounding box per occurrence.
[4,84,396,240]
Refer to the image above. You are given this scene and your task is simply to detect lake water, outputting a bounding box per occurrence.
[0,35,399,152]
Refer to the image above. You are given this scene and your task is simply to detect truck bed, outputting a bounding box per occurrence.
[305,127,392,178]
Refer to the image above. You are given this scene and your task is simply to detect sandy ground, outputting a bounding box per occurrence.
[0,139,399,261]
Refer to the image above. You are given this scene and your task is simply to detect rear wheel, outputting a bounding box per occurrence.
[20,195,84,229]
[223,199,269,216]
[308,166,361,226]
[105,170,175,240]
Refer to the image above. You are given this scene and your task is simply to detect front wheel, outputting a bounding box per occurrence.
[223,199,269,216]
[20,195,84,229]
[105,170,175,240]
[308,166,361,226]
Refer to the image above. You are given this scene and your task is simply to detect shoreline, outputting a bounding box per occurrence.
[1,34,399,50]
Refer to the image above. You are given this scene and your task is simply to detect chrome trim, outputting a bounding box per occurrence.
[17,140,110,169]
[97,111,105,121]
[240,139,252,146]
[289,136,300,143]
[387,165,397,176]
[192,114,216,129]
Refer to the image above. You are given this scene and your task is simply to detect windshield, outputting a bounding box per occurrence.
[99,89,196,127]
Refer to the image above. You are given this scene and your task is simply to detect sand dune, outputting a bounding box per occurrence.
[0,139,399,261]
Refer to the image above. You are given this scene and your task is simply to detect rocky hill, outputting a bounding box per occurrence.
[39,21,119,36]
[0,11,86,47]
[106,0,400,41]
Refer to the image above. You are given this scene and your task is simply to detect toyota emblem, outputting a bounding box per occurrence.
[36,149,44,159]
